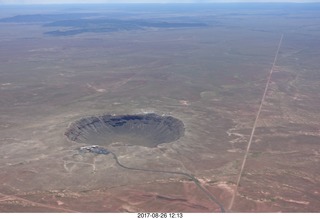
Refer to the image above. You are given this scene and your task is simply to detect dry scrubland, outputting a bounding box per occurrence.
[0,4,320,212]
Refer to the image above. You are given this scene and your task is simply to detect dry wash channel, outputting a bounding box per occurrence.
[65,113,185,147]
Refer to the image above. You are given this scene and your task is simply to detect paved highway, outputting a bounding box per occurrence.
[109,151,226,212]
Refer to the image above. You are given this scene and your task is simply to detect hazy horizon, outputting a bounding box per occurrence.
[1,0,320,5]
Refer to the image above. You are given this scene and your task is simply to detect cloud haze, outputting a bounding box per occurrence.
[1,0,320,4]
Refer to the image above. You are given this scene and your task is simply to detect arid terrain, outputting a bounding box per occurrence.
[0,3,320,212]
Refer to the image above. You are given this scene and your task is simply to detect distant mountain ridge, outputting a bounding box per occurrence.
[0,13,208,36]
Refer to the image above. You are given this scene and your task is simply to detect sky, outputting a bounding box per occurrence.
[0,0,320,4]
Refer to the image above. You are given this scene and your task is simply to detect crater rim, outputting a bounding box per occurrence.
[65,113,185,148]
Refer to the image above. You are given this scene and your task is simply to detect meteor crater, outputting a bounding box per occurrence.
[65,113,185,147]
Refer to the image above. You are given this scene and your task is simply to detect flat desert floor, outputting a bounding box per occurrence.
[0,4,320,212]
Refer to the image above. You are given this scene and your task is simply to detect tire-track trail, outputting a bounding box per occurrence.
[228,34,284,210]
[0,192,78,212]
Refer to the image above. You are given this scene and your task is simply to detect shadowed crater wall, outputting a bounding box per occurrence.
[65,113,185,147]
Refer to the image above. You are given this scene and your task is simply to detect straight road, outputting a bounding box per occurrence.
[228,34,284,210]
